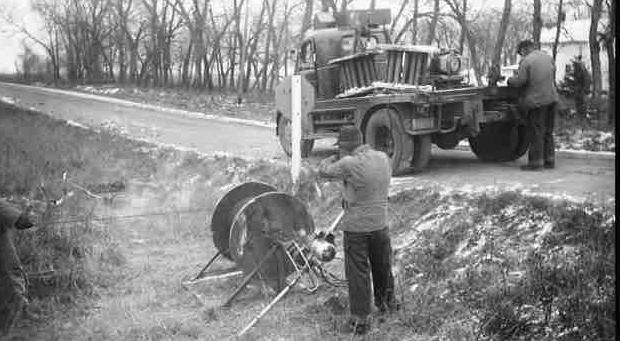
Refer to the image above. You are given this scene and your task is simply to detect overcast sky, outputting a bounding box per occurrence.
[0,0,527,74]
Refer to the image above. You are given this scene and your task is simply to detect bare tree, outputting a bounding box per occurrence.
[321,0,349,26]
[601,0,615,124]
[551,0,564,64]
[300,0,313,39]
[491,0,511,68]
[260,0,278,91]
[171,0,210,88]
[8,0,63,83]
[443,0,482,85]
[503,5,531,65]
[458,0,466,52]
[411,0,419,44]
[389,0,408,38]
[588,0,603,100]
[426,0,440,45]
[532,0,542,49]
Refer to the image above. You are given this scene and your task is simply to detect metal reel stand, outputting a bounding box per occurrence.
[182,182,335,337]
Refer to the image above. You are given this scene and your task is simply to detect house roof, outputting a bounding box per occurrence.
[540,18,609,44]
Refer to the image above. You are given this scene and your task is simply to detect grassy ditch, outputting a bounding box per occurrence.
[0,101,615,340]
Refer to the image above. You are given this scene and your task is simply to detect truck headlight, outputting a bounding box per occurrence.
[438,53,462,74]
[447,55,461,74]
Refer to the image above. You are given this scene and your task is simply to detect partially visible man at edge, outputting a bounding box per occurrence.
[0,199,36,336]
[508,39,559,171]
[318,125,398,336]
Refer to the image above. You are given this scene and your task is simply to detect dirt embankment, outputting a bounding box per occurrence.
[0,102,615,341]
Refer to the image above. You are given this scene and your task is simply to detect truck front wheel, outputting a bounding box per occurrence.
[277,115,314,158]
[364,108,418,175]
[469,121,530,162]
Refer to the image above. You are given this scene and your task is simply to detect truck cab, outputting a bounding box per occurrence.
[295,11,391,100]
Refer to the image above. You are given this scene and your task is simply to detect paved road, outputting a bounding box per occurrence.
[0,82,615,203]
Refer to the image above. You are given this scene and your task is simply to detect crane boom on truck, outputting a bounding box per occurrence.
[275,9,529,175]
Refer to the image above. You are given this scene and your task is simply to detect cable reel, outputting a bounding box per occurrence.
[183,182,341,337]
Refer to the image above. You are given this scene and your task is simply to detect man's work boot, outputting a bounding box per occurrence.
[544,162,555,169]
[21,303,42,322]
[0,295,26,336]
[520,164,543,171]
[339,316,369,335]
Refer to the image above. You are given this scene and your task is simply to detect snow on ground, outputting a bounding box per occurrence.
[0,96,16,104]
[65,120,88,129]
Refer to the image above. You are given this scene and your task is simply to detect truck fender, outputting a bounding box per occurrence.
[360,103,408,136]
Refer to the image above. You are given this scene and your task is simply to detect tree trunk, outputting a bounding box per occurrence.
[261,0,277,91]
[589,0,603,100]
[300,0,313,39]
[390,0,409,38]
[411,0,419,44]
[606,0,615,125]
[458,0,466,53]
[444,0,482,85]
[532,0,542,49]
[491,0,511,67]
[182,43,192,87]
[426,0,440,45]
[552,0,564,64]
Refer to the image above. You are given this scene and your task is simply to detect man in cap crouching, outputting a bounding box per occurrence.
[318,125,397,335]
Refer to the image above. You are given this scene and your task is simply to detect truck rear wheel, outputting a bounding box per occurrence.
[364,108,414,175]
[277,115,314,158]
[469,121,530,162]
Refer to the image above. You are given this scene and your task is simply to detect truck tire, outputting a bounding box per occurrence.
[469,121,530,162]
[364,108,413,175]
[277,115,314,158]
[411,134,432,171]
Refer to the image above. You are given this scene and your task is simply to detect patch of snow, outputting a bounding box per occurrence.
[531,222,554,248]
[0,96,16,104]
[102,88,120,95]
[455,234,486,258]
[65,120,88,129]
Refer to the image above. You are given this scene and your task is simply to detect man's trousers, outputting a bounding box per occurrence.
[343,227,395,319]
[0,229,27,335]
[526,103,556,167]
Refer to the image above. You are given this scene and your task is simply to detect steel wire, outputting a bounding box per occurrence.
[43,207,210,226]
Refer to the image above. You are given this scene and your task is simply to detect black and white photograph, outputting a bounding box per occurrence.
[0,0,615,339]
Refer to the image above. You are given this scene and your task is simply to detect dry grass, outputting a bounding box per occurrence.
[0,101,615,341]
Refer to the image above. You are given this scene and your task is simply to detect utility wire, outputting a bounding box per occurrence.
[44,207,210,225]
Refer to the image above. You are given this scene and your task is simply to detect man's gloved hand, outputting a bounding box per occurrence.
[316,231,335,245]
[14,211,35,230]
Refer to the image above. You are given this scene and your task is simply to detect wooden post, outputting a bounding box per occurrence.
[291,75,302,186]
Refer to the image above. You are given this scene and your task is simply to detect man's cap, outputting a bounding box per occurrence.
[517,40,534,54]
[334,126,363,149]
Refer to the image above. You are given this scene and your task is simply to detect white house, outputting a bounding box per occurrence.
[540,18,610,91]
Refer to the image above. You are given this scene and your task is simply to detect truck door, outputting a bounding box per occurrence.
[296,39,318,93]
[297,38,341,100]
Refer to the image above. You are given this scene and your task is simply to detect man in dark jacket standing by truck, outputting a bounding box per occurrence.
[0,199,35,336]
[508,40,559,170]
[318,126,397,335]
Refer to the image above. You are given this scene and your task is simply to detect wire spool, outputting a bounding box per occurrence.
[228,192,315,291]
[210,182,277,260]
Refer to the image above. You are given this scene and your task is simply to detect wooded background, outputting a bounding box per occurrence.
[1,0,615,108]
